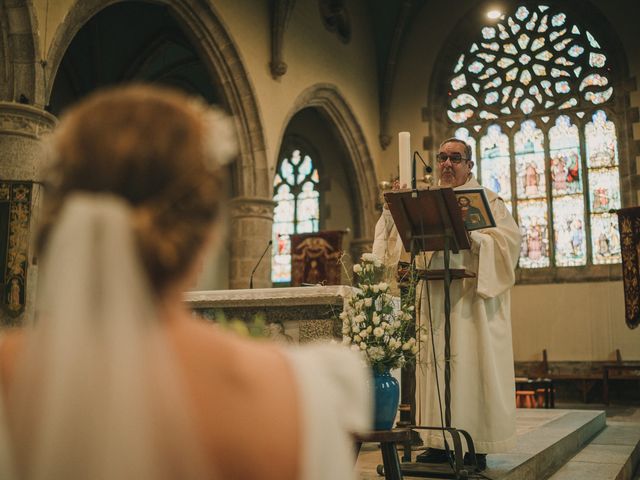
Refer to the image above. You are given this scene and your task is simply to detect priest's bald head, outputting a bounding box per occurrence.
[437,138,474,187]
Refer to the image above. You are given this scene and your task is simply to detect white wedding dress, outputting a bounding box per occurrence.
[0,194,372,480]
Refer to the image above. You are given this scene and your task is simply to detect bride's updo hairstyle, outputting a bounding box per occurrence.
[38,84,233,293]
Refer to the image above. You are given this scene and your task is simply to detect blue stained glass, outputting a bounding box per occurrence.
[585,110,618,168]
[515,6,529,21]
[280,158,295,185]
[455,127,478,178]
[549,116,582,195]
[482,27,495,40]
[273,184,294,223]
[480,125,511,205]
[591,213,621,264]
[297,155,313,183]
[586,31,601,49]
[515,120,545,200]
[585,110,621,265]
[447,4,620,268]
[518,199,550,268]
[553,196,587,266]
[272,149,321,283]
[551,13,566,27]
[588,170,620,213]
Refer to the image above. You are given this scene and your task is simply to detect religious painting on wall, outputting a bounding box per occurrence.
[0,182,32,317]
[290,230,344,286]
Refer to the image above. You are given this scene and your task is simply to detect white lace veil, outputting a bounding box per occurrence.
[7,194,210,479]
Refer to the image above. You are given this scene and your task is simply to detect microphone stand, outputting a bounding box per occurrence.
[411,150,433,194]
[249,240,273,289]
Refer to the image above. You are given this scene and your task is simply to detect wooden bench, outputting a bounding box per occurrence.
[516,349,640,404]
[602,350,640,405]
[516,349,602,403]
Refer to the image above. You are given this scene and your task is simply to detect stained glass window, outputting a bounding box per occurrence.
[271,149,320,283]
[450,3,621,271]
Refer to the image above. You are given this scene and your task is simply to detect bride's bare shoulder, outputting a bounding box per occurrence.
[170,315,293,384]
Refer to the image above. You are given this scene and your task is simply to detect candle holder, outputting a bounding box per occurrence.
[377,177,397,211]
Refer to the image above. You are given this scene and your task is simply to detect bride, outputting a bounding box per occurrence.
[0,85,371,479]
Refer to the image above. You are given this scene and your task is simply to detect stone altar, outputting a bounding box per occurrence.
[184,285,356,343]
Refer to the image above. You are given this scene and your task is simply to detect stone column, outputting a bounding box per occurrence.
[0,102,56,326]
[228,196,276,290]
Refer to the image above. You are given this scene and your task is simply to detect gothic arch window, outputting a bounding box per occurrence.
[446,4,622,276]
[271,143,321,284]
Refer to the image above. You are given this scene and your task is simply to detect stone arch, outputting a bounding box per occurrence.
[0,0,41,104]
[281,84,378,240]
[44,0,269,198]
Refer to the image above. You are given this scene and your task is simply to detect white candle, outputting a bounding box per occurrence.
[398,131,411,188]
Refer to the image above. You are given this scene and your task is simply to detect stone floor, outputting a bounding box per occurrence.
[356,403,640,480]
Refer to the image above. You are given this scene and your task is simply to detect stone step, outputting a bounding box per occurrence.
[487,410,606,480]
[356,409,608,480]
[548,423,640,480]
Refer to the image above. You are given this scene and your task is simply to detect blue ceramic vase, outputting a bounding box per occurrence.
[373,369,400,430]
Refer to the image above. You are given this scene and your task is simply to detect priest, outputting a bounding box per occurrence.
[372,138,521,471]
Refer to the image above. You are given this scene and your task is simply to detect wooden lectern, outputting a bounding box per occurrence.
[382,187,481,478]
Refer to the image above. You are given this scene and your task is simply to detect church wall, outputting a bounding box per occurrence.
[512,281,640,361]
[386,0,640,362]
[32,0,383,178]
[211,0,383,177]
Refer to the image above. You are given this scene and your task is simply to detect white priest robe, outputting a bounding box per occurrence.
[372,176,521,453]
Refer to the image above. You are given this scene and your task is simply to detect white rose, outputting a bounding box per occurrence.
[402,342,411,351]
[364,297,373,307]
[352,324,360,333]
[411,345,419,355]
[353,264,362,273]
[342,336,351,345]
[359,342,367,350]
[361,253,377,263]
[373,327,384,338]
[366,325,373,333]
[359,330,368,339]
[372,285,379,293]
[341,325,350,334]
[378,282,389,291]
[372,312,380,325]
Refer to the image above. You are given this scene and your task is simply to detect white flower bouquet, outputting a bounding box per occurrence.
[340,253,419,374]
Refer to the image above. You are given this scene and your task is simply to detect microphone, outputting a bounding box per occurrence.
[249,240,273,289]
[412,151,433,191]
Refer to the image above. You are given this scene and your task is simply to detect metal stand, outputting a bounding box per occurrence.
[383,187,478,479]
